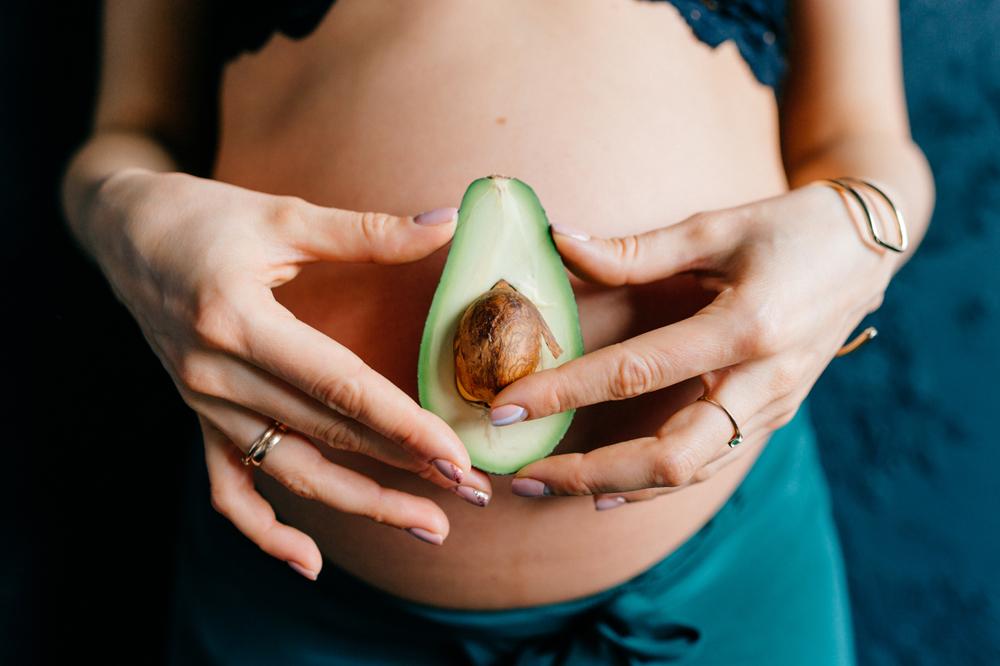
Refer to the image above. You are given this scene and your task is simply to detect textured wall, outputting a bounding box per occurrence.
[810,2,1000,664]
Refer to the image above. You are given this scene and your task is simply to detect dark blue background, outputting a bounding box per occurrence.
[6,2,999,664]
[811,2,1000,663]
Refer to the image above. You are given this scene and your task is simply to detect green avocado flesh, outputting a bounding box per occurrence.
[417,176,584,475]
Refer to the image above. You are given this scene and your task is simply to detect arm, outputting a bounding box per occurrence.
[60,0,494,577]
[62,0,218,257]
[487,3,937,506]
[780,0,935,272]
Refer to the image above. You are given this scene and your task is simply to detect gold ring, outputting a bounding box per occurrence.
[697,396,744,448]
[242,420,288,467]
[835,325,878,358]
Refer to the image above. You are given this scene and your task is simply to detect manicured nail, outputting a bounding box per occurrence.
[414,207,458,226]
[287,561,318,581]
[550,224,591,241]
[596,496,627,511]
[511,478,551,497]
[405,527,445,545]
[452,485,491,507]
[490,404,527,426]
[432,458,464,483]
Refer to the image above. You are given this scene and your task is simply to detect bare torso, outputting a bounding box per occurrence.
[213,0,789,609]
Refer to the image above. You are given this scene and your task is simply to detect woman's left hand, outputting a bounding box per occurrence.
[489,182,901,509]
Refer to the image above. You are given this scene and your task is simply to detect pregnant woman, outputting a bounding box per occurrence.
[63,1,934,663]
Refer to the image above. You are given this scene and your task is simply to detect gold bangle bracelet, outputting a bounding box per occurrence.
[817,177,909,253]
[815,178,896,360]
[835,325,878,358]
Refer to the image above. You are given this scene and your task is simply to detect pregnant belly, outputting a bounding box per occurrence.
[212,0,789,609]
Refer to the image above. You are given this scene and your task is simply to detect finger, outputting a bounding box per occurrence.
[200,416,324,578]
[187,350,493,501]
[200,402,451,542]
[590,445,754,510]
[590,364,804,509]
[237,294,474,481]
[549,208,743,287]
[592,488,668,512]
[266,195,458,264]
[663,357,809,479]
[491,291,751,422]
[512,360,779,497]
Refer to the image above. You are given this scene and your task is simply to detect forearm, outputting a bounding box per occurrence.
[784,133,935,274]
[64,0,220,263]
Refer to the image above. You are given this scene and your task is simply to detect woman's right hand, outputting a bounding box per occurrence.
[84,167,493,579]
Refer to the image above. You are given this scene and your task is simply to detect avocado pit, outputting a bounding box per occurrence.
[453,280,563,405]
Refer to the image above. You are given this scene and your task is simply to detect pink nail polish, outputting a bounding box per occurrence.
[452,485,490,507]
[490,404,527,426]
[406,527,445,545]
[550,224,591,241]
[414,207,458,226]
[596,496,627,511]
[511,478,551,497]
[287,561,318,580]
[432,458,463,483]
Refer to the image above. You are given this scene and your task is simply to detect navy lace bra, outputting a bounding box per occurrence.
[212,0,788,92]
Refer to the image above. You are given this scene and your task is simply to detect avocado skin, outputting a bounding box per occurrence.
[417,176,584,475]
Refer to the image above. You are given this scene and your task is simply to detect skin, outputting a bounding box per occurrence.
[63,0,933,608]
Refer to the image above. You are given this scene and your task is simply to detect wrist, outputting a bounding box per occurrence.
[811,177,907,272]
[74,166,160,260]
[62,129,181,257]
[797,180,898,316]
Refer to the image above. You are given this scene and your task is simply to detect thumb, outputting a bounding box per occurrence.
[272,195,458,264]
[549,212,729,286]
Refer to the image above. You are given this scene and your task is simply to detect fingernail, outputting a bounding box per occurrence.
[452,485,490,507]
[596,496,627,511]
[406,527,444,546]
[287,561,318,581]
[511,478,551,497]
[405,527,445,545]
[490,404,527,426]
[550,224,591,241]
[432,458,464,483]
[414,207,458,226]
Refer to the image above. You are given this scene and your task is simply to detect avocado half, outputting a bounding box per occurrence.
[417,175,584,475]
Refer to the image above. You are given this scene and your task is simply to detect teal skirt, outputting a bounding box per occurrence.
[166,399,856,665]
